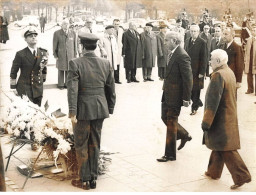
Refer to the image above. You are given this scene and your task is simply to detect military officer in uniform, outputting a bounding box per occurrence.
[10,27,48,107]
[67,32,116,190]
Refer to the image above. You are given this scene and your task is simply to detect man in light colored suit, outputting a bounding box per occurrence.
[67,32,116,190]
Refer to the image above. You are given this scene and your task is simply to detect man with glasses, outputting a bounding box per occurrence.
[10,27,48,106]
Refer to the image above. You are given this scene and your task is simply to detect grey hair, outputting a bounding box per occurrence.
[211,49,228,65]
[190,24,200,31]
[166,31,182,45]
[61,19,69,25]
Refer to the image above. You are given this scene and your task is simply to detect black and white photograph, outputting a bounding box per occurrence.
[0,0,255,192]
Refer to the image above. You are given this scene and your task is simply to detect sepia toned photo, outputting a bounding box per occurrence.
[0,0,255,192]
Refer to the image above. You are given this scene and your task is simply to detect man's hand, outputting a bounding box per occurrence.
[70,115,77,124]
[198,74,204,78]
[236,82,241,88]
[183,100,190,107]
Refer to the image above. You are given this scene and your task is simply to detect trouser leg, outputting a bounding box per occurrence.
[221,151,251,185]
[191,89,201,111]
[88,119,104,180]
[64,71,68,87]
[147,68,152,79]
[207,151,224,179]
[247,72,253,93]
[73,120,91,181]
[131,68,137,80]
[58,70,65,87]
[0,144,6,192]
[158,67,165,79]
[114,65,120,82]
[142,68,147,80]
[177,123,189,140]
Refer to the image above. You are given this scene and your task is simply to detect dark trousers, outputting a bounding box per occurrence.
[0,144,6,192]
[161,103,189,158]
[158,67,166,79]
[114,65,120,82]
[73,119,104,181]
[207,150,251,185]
[142,67,152,80]
[125,68,137,82]
[247,64,256,94]
[58,70,68,88]
[40,25,45,33]
[191,89,202,111]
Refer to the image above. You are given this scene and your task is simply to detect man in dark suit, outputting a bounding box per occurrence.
[39,13,47,33]
[122,22,143,83]
[10,27,48,107]
[220,27,244,89]
[53,19,77,89]
[67,32,116,190]
[184,24,208,115]
[157,31,193,162]
[210,26,224,52]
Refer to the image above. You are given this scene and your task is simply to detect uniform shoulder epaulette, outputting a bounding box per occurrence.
[39,47,48,52]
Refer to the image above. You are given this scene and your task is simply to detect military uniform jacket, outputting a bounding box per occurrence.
[162,46,193,108]
[67,52,116,120]
[141,31,157,68]
[202,65,240,151]
[10,47,48,98]
[156,32,168,68]
[220,41,244,83]
[184,36,208,90]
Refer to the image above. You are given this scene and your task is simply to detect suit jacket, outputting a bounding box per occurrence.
[199,32,212,54]
[67,52,116,120]
[122,29,142,69]
[10,47,48,99]
[210,37,225,52]
[39,16,47,26]
[220,41,244,83]
[162,46,193,108]
[184,36,208,89]
[244,37,256,74]
[53,29,77,71]
[141,31,157,68]
[156,32,167,68]
[202,65,240,151]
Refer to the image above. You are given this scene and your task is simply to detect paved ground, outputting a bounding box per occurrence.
[0,23,255,192]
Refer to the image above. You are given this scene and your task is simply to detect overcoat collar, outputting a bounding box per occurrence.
[165,46,180,77]
[83,52,97,58]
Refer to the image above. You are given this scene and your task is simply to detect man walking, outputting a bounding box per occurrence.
[184,24,208,115]
[141,23,157,82]
[122,22,142,83]
[67,32,116,190]
[157,31,193,162]
[202,49,251,190]
[53,19,77,90]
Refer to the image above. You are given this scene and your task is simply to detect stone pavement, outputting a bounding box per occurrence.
[0,24,255,192]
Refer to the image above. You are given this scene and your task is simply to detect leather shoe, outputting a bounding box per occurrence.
[127,80,131,83]
[230,178,251,189]
[147,78,154,81]
[245,91,253,94]
[204,171,220,180]
[132,79,139,83]
[190,110,197,115]
[143,79,147,82]
[90,180,97,189]
[71,179,90,190]
[177,135,192,150]
[115,81,122,84]
[157,156,176,162]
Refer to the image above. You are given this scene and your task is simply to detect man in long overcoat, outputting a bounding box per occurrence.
[39,13,47,33]
[156,25,168,80]
[157,31,193,162]
[202,49,251,190]
[122,22,142,83]
[220,27,244,89]
[141,23,157,81]
[10,27,48,106]
[184,24,208,115]
[53,19,77,89]
[67,32,116,190]
[0,11,9,44]
[243,25,256,95]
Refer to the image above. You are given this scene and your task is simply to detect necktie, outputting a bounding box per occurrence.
[167,51,173,65]
[89,28,92,33]
[33,50,36,57]
[216,38,219,45]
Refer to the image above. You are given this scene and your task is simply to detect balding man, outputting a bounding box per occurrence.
[184,24,208,115]
[53,19,77,89]
[157,31,193,162]
[202,49,251,190]
[122,22,143,83]
[220,27,244,89]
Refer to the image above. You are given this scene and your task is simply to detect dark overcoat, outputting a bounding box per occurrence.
[141,31,157,68]
[210,37,225,52]
[0,16,9,42]
[10,47,48,99]
[184,36,208,90]
[67,52,116,120]
[156,32,168,68]
[162,46,193,108]
[122,29,142,69]
[220,41,244,83]
[202,65,240,151]
[53,29,77,71]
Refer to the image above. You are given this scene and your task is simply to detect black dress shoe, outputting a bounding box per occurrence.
[71,179,90,190]
[230,178,251,189]
[143,79,147,82]
[90,180,97,189]
[147,78,154,81]
[156,156,176,162]
[64,85,67,88]
[190,110,197,115]
[127,80,131,83]
[177,135,192,150]
[245,91,253,94]
[115,81,122,84]
[58,87,64,90]
[132,78,139,82]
